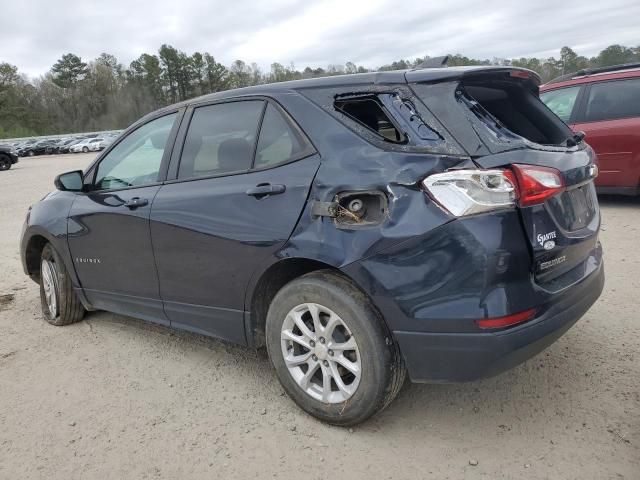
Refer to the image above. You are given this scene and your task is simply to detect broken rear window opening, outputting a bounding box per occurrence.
[334,96,406,143]
[458,81,574,147]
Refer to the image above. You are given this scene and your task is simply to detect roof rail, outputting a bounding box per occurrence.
[547,62,640,84]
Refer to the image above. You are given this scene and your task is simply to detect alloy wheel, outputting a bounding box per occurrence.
[281,303,362,403]
[41,259,59,318]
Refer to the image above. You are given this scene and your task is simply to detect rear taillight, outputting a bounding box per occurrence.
[510,164,564,206]
[422,169,516,217]
[423,165,565,216]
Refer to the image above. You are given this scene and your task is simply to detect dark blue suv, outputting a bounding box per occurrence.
[20,66,604,425]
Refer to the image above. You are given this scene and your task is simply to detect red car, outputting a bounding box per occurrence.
[540,63,640,195]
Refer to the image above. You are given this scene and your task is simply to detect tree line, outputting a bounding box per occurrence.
[1,44,638,139]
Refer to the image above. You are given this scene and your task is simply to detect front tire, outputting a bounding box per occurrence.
[266,271,405,426]
[40,244,85,326]
[82,146,89,153]
[0,155,11,171]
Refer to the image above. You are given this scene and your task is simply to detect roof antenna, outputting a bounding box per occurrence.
[418,55,449,69]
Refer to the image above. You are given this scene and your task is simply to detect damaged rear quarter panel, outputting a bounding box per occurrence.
[262,90,475,270]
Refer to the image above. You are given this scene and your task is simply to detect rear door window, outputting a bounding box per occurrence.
[540,86,581,122]
[334,96,404,142]
[178,100,264,179]
[584,78,640,122]
[254,103,314,169]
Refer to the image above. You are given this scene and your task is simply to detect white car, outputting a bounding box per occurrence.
[95,138,114,150]
[70,138,103,153]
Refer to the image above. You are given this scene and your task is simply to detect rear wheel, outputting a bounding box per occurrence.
[40,243,85,326]
[0,155,11,171]
[266,270,405,426]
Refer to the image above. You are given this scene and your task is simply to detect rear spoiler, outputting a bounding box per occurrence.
[405,66,541,88]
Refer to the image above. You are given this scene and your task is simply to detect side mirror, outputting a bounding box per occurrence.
[54,170,84,192]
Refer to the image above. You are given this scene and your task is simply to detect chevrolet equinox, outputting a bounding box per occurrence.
[20,66,604,425]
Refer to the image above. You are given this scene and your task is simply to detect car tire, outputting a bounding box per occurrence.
[265,270,406,426]
[40,243,86,326]
[82,147,89,153]
[27,150,34,157]
[0,155,11,171]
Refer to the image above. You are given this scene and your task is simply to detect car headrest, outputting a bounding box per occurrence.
[218,137,251,171]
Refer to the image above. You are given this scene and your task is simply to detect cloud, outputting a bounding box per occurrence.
[1,0,638,78]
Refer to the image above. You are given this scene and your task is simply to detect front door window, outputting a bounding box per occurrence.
[94,113,177,190]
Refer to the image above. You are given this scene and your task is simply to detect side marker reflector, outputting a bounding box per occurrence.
[475,308,536,329]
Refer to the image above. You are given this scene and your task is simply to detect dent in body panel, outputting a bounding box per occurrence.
[342,211,536,334]
[265,90,475,269]
[243,91,475,317]
[283,150,470,266]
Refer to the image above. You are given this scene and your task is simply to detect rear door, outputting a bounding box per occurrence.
[571,78,640,190]
[151,99,319,343]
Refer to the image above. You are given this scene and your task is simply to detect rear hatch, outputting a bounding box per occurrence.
[409,68,600,286]
[474,148,599,285]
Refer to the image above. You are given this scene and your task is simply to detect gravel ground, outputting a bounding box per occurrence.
[0,154,638,479]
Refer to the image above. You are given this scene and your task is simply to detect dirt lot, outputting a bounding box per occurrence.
[0,153,638,479]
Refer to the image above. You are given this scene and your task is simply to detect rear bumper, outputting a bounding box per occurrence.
[395,260,604,382]
[342,210,604,384]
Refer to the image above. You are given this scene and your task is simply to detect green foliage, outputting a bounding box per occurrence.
[595,45,638,67]
[51,53,89,88]
[1,43,639,139]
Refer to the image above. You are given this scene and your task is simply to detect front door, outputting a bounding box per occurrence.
[68,112,179,324]
[150,100,319,343]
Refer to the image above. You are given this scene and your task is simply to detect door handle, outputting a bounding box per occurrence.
[246,183,286,198]
[124,197,149,209]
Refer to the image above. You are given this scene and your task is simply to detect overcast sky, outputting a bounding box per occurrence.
[2,0,638,78]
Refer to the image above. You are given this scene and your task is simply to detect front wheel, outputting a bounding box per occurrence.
[266,271,405,426]
[82,146,89,153]
[0,156,11,171]
[40,243,86,326]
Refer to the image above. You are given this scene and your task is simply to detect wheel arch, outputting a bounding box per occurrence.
[23,233,51,281]
[246,257,365,348]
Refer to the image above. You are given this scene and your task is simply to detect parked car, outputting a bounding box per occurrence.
[70,138,102,153]
[540,63,640,195]
[47,138,74,154]
[58,138,84,154]
[94,138,113,151]
[0,144,19,170]
[20,66,604,425]
[20,139,57,157]
[15,140,37,156]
